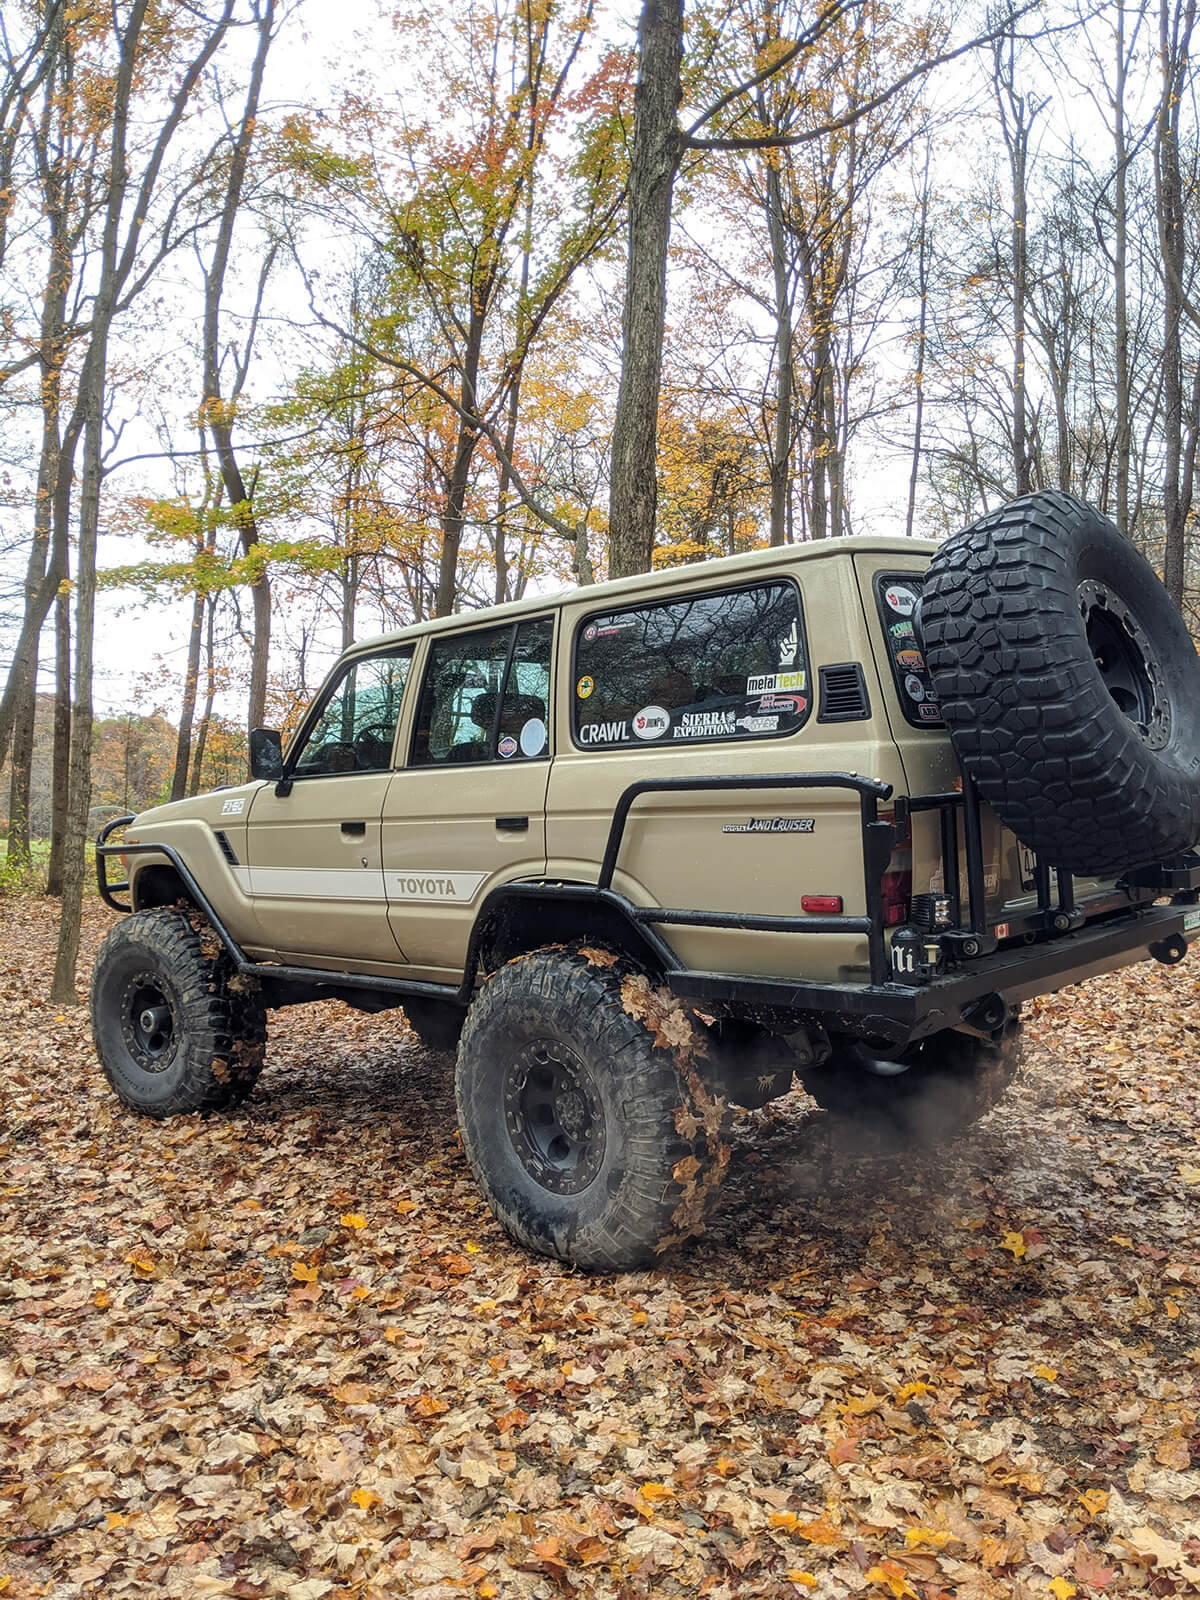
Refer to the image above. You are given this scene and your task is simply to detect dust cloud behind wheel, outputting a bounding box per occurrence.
[919,490,1200,877]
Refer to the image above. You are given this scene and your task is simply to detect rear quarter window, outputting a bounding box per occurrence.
[573,580,809,749]
[874,572,944,727]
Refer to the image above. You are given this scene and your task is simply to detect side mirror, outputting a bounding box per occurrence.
[249,726,284,782]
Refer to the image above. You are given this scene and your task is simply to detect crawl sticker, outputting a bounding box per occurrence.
[673,709,737,738]
[497,734,518,759]
[884,583,918,615]
[723,816,815,834]
[576,674,595,699]
[632,704,670,740]
[579,719,627,744]
[519,717,546,756]
[747,670,806,695]
[221,796,246,815]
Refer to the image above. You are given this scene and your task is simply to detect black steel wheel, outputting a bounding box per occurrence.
[920,491,1200,875]
[803,1023,1022,1153]
[455,945,730,1271]
[91,907,266,1117]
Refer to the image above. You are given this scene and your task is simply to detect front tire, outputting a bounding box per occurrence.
[90,908,266,1117]
[802,1023,1022,1153]
[455,946,730,1271]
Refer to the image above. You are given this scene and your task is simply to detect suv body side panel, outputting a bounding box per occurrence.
[546,555,905,983]
[242,772,402,962]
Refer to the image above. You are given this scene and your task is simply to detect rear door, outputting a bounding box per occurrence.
[381,615,554,979]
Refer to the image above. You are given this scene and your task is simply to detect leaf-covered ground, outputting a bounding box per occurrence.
[2,896,1199,1600]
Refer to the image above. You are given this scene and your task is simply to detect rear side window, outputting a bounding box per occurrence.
[873,572,943,727]
[573,581,808,749]
[411,618,553,765]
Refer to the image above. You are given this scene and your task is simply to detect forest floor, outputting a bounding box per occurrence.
[2,895,1200,1600]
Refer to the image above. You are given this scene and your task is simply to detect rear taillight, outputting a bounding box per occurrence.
[881,869,912,926]
[879,808,912,925]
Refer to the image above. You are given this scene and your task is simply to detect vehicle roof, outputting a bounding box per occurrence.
[345,532,942,659]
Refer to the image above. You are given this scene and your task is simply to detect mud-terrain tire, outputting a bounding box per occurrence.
[455,946,730,1271]
[920,490,1200,875]
[91,907,266,1117]
[803,1023,1022,1153]
[403,997,464,1055]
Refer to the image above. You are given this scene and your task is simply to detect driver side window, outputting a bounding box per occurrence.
[291,647,414,777]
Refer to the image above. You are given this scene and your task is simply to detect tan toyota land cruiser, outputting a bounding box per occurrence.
[93,492,1200,1270]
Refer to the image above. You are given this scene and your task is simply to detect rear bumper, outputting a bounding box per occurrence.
[668,901,1199,1043]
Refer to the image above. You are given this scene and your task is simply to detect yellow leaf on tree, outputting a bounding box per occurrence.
[340,1213,368,1229]
[1000,1231,1026,1259]
[904,1527,951,1550]
[1048,1580,1076,1599]
[350,1488,381,1511]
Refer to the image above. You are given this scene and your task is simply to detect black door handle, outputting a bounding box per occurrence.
[496,815,529,832]
[340,821,366,838]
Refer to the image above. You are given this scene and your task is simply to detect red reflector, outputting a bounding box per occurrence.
[881,869,912,926]
[801,895,843,914]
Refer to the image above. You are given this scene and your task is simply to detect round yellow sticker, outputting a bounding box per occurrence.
[577,675,595,699]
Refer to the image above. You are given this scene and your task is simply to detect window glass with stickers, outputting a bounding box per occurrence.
[411,618,553,765]
[572,581,809,749]
[873,573,944,728]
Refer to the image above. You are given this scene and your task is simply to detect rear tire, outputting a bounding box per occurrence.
[920,490,1200,875]
[802,1023,1022,1153]
[90,908,266,1117]
[455,946,730,1271]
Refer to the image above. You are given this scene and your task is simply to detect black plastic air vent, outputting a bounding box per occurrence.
[818,662,870,723]
[214,829,240,866]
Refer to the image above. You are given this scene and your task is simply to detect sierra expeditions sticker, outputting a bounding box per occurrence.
[576,674,595,699]
[497,734,518,759]
[632,704,670,740]
[884,583,918,615]
[673,709,737,738]
[723,816,815,834]
[519,717,547,756]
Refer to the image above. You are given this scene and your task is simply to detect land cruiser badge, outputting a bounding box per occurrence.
[723,816,815,834]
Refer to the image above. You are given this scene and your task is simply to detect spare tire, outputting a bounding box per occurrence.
[921,490,1200,876]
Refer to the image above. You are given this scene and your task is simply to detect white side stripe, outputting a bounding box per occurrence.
[230,863,487,905]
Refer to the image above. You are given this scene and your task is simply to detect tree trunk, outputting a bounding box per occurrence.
[7,677,35,867]
[766,158,794,546]
[607,0,683,578]
[171,586,205,800]
[1112,2,1132,532]
[905,144,931,538]
[45,574,70,895]
[190,598,218,796]
[1156,0,1194,609]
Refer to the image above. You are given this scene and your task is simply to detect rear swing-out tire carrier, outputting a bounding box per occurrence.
[96,769,1200,1048]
